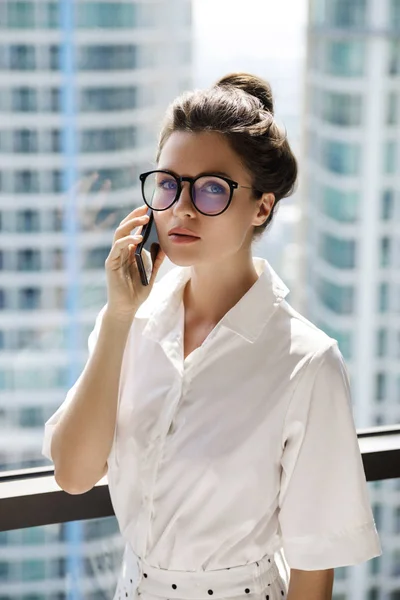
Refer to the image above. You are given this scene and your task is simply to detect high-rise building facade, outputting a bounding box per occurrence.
[303,1,400,599]
[0,0,192,596]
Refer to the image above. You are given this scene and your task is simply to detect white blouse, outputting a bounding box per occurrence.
[42,257,382,572]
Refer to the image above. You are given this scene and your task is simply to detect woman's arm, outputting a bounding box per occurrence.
[51,310,134,494]
[287,568,334,600]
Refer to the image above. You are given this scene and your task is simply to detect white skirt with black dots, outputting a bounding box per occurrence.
[113,543,288,600]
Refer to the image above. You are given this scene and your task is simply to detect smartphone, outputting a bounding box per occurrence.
[134,208,161,286]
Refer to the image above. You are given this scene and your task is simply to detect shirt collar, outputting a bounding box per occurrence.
[135,257,290,344]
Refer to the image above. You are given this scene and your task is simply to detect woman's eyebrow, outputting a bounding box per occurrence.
[160,168,234,179]
[197,170,233,179]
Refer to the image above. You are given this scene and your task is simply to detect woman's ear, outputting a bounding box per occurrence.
[253,192,275,227]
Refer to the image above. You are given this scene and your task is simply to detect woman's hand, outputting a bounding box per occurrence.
[105,204,165,320]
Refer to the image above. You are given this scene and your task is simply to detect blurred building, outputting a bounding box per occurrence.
[301,0,400,598]
[0,0,192,597]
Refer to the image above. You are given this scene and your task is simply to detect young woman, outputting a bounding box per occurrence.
[42,73,382,600]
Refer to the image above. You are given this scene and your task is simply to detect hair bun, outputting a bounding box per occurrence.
[214,72,274,115]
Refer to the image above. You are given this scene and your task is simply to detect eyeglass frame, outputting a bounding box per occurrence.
[138,169,254,217]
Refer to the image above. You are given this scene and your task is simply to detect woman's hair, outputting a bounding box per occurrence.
[156,72,298,239]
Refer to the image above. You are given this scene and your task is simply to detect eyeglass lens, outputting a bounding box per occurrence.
[142,172,231,215]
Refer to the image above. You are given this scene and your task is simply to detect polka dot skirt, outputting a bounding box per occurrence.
[112,546,288,600]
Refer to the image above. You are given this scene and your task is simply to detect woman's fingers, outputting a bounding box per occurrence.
[118,204,148,227]
[112,213,149,244]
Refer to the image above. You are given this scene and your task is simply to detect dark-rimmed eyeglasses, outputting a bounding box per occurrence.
[139,169,253,216]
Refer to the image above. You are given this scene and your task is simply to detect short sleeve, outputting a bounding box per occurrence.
[278,340,382,570]
[41,304,107,462]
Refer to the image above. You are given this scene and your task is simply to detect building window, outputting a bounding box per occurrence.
[84,246,110,269]
[380,237,391,267]
[51,170,63,193]
[392,550,400,577]
[21,559,46,581]
[76,2,137,28]
[0,561,9,579]
[389,40,400,75]
[0,290,5,310]
[321,186,359,222]
[377,328,388,357]
[80,86,138,112]
[80,126,136,153]
[391,0,400,29]
[381,189,395,220]
[320,233,356,269]
[49,44,60,70]
[51,249,64,270]
[78,45,137,70]
[321,91,362,126]
[384,141,397,174]
[16,329,39,350]
[9,44,35,70]
[395,506,400,534]
[375,372,387,401]
[43,88,61,112]
[19,288,41,310]
[367,588,379,600]
[19,407,44,428]
[378,282,390,312]
[12,87,37,112]
[17,249,41,271]
[13,129,38,153]
[49,129,61,153]
[324,39,365,77]
[16,210,40,233]
[387,92,398,125]
[52,209,64,232]
[14,170,39,194]
[7,1,35,28]
[81,167,136,191]
[328,0,367,27]
[317,278,355,314]
[322,140,361,175]
[42,1,60,28]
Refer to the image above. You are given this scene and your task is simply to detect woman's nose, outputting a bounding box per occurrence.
[172,181,196,217]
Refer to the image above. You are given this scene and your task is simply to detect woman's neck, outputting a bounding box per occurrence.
[183,251,260,326]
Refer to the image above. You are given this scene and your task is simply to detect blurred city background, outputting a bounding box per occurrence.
[0,0,399,598]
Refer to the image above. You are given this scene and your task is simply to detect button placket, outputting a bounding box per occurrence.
[136,377,184,558]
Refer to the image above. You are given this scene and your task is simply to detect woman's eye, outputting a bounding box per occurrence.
[159,179,177,190]
[204,183,224,194]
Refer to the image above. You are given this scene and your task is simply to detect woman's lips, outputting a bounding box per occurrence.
[168,233,200,244]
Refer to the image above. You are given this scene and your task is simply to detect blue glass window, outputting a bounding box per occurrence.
[321,91,362,126]
[317,277,355,314]
[77,2,137,28]
[80,87,137,111]
[321,186,359,222]
[7,1,35,28]
[320,233,356,268]
[325,40,365,76]
[322,140,361,175]
[79,45,137,70]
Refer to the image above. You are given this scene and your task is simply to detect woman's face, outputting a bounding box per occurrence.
[153,130,272,268]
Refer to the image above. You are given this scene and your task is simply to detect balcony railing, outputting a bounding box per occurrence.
[0,425,399,532]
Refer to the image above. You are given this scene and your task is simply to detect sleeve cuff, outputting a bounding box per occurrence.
[41,423,57,462]
[282,521,382,570]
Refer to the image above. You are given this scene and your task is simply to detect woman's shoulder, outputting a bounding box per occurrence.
[273,297,338,363]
